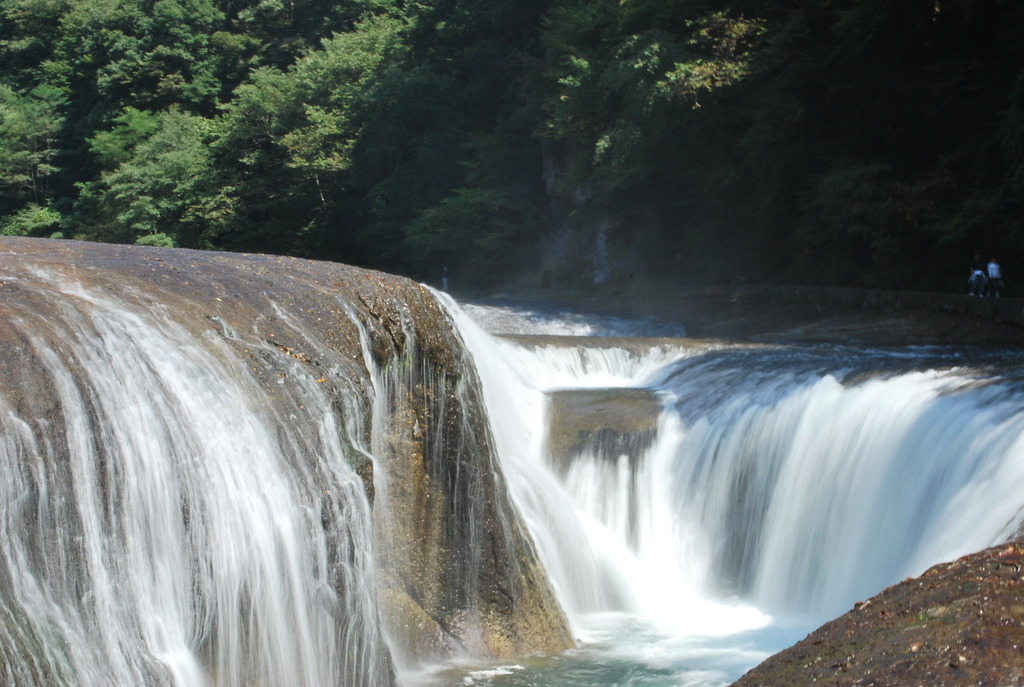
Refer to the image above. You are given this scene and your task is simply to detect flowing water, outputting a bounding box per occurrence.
[0,272,392,687]
[422,299,1024,687]
[4,272,1024,687]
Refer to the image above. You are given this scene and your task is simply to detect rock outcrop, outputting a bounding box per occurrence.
[733,541,1024,687]
[0,237,573,681]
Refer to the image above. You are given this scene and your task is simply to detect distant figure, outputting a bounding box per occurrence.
[986,257,1003,297]
[442,266,449,292]
[969,254,987,297]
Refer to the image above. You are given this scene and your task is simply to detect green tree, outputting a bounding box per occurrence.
[78,109,233,247]
[0,83,65,209]
[0,203,63,237]
[49,0,226,116]
[0,0,71,90]
[282,14,407,174]
[88,106,160,167]
[211,66,306,253]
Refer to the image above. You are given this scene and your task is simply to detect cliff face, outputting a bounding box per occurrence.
[0,237,572,681]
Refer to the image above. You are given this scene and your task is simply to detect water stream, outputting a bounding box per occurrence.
[427,299,1024,687]
[0,273,391,687]
[3,272,1024,687]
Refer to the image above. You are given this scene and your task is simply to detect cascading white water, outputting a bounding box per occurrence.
[7,257,1024,687]
[444,301,1024,686]
[649,350,1024,621]
[0,275,392,687]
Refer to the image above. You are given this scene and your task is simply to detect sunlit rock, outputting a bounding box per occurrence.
[0,237,572,686]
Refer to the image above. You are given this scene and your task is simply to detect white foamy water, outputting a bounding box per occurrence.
[434,299,1024,686]
[0,274,391,687]
[5,269,1024,687]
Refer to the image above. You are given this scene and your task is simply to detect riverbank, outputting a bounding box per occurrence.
[667,289,1024,347]
[466,286,1024,347]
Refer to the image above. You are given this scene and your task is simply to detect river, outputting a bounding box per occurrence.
[414,298,1024,687]
[3,260,1023,687]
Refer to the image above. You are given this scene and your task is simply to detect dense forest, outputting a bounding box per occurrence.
[1,0,1022,292]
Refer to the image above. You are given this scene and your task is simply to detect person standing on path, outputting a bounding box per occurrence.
[987,257,1003,297]
[969,254,988,297]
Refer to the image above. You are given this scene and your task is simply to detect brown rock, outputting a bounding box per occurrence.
[0,237,573,674]
[733,541,1024,687]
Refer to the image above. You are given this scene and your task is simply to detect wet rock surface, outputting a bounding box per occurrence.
[545,388,661,472]
[0,237,573,669]
[733,541,1024,687]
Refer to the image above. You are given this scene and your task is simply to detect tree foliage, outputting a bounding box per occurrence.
[1,0,1023,291]
[0,83,65,208]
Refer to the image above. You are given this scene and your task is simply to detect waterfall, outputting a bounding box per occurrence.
[650,348,1024,621]
[6,238,1024,687]
[447,306,774,632]
[0,270,393,686]
[0,241,574,687]
[448,301,1024,683]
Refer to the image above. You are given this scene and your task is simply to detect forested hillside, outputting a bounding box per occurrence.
[2,0,1021,291]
